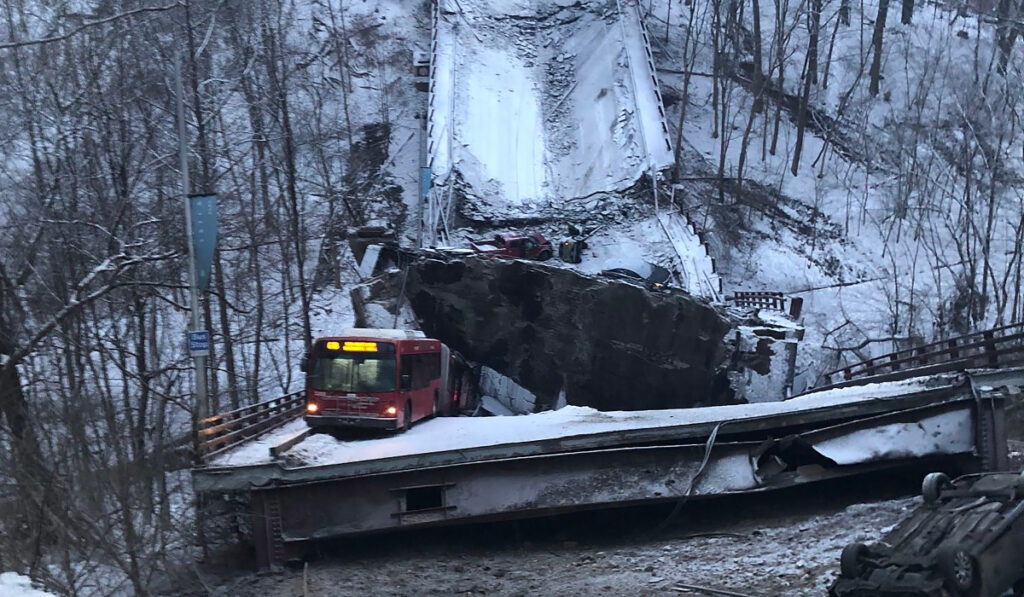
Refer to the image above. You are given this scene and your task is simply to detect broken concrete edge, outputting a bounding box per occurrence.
[191,368,1020,493]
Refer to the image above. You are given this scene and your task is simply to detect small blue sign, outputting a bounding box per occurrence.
[188,330,210,357]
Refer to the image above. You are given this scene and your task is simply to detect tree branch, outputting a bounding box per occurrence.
[1,251,177,376]
[0,2,184,50]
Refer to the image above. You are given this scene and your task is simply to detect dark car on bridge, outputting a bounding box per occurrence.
[830,470,1024,597]
[598,262,672,292]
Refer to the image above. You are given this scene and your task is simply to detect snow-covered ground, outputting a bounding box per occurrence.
[0,573,57,597]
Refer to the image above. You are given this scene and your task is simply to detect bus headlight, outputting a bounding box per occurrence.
[306,402,319,414]
[384,406,398,417]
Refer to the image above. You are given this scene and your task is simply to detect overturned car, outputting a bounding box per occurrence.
[830,471,1024,597]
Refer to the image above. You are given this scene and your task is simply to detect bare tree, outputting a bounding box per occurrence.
[901,0,914,25]
[869,0,891,96]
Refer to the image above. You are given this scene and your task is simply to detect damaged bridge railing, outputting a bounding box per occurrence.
[728,291,803,318]
[817,322,1024,390]
[197,391,305,460]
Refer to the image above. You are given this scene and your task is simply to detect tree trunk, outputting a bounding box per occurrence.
[996,0,1020,74]
[326,0,355,154]
[711,0,722,140]
[214,250,240,409]
[808,0,821,85]
[769,0,787,155]
[822,7,843,90]
[671,1,700,182]
[791,50,813,176]
[262,13,313,349]
[901,0,914,24]
[869,0,891,96]
[751,0,764,113]
[0,361,43,470]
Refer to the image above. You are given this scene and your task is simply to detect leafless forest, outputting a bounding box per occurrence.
[0,0,1022,594]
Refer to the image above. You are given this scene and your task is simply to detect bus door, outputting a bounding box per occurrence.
[399,350,442,421]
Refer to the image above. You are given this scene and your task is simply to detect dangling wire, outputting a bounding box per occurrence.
[652,422,724,534]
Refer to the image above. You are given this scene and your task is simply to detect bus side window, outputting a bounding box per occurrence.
[400,355,417,389]
[401,353,442,390]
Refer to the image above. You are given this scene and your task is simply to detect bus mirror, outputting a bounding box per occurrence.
[299,355,309,373]
[400,374,412,390]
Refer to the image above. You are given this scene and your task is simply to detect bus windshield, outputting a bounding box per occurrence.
[310,354,397,393]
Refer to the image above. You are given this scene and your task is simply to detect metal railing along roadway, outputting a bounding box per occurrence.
[197,391,304,460]
[815,322,1024,390]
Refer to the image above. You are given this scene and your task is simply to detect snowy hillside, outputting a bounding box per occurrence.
[429,0,672,219]
[647,0,1024,389]
[0,0,1022,593]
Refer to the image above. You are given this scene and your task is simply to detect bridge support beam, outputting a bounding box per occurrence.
[245,397,1009,569]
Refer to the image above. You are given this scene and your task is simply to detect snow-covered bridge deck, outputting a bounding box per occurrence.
[205,373,977,474]
[192,367,1023,569]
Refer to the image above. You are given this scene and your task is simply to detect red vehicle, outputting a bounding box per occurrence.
[302,329,462,432]
[470,232,553,261]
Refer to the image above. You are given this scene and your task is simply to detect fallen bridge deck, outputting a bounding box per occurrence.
[199,372,982,487]
[198,370,1024,488]
[193,368,1023,569]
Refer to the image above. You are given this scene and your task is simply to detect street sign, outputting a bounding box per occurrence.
[188,330,210,357]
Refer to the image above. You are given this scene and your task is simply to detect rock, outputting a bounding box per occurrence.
[406,257,737,410]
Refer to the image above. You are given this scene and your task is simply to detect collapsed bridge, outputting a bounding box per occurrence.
[190,322,1024,570]
[423,0,673,240]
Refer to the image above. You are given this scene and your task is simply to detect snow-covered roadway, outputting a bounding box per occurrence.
[207,373,960,469]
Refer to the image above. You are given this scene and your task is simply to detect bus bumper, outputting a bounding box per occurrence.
[304,414,400,431]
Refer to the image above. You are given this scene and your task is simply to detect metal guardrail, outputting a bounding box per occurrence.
[197,391,305,461]
[818,322,1024,389]
[629,0,673,153]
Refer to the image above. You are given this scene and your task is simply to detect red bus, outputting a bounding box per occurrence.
[301,329,458,432]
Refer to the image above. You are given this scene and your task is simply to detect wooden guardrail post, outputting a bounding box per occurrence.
[915,346,929,366]
[948,338,959,359]
[788,297,803,319]
[984,330,998,366]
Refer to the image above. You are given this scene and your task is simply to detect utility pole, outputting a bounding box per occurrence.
[175,52,209,428]
[414,50,431,248]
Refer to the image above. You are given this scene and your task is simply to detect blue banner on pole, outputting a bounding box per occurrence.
[420,166,431,202]
[189,194,218,293]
